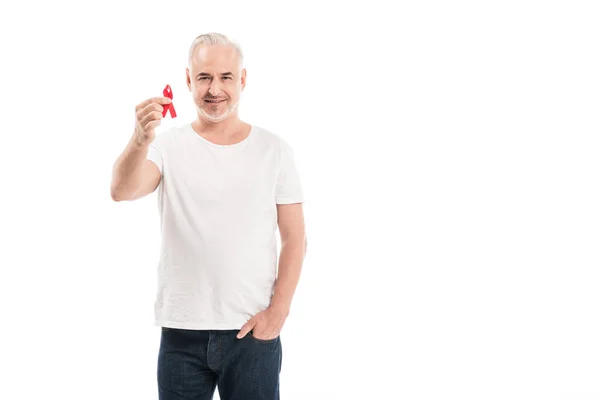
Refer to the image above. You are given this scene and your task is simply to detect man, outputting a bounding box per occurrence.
[110,32,307,400]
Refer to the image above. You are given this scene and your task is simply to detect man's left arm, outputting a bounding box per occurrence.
[237,202,307,340]
[270,202,307,315]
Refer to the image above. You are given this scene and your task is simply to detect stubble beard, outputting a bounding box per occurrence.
[197,100,239,122]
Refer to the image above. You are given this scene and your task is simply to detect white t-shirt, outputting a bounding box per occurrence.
[145,122,304,330]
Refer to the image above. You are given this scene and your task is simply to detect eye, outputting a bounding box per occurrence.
[198,77,209,81]
[223,76,232,80]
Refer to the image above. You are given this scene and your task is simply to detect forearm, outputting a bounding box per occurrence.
[111,135,149,200]
[270,238,307,315]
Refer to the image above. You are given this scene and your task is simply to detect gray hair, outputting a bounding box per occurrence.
[188,32,244,68]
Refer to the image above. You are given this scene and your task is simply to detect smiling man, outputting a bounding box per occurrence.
[110,32,307,400]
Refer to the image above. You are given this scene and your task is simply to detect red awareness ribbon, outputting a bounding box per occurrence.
[162,84,177,118]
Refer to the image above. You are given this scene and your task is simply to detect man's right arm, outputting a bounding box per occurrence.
[111,95,171,202]
[110,135,161,202]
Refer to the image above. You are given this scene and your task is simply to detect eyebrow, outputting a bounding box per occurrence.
[197,72,234,78]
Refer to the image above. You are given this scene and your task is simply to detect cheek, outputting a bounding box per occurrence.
[194,89,207,100]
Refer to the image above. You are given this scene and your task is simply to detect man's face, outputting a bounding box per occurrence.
[186,44,246,122]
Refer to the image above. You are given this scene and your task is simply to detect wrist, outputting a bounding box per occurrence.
[268,302,290,317]
[131,133,150,149]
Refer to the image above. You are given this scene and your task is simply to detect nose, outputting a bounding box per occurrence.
[208,79,222,96]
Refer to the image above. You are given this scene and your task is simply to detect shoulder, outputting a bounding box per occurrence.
[150,122,191,149]
[251,125,295,152]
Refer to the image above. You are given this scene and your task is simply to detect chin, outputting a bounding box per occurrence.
[198,102,238,122]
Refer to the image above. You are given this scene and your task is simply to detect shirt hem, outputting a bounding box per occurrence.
[276,198,304,204]
[155,320,245,330]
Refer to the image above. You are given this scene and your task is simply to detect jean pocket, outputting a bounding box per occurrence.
[249,330,279,344]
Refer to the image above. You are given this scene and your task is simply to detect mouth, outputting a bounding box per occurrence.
[204,99,226,104]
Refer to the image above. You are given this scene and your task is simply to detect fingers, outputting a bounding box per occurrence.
[136,103,163,127]
[147,102,166,111]
[237,320,256,339]
[136,103,165,119]
[132,94,171,144]
[140,110,163,127]
[135,96,172,111]
[144,119,161,132]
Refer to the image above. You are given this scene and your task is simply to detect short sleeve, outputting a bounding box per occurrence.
[146,138,163,175]
[276,139,304,204]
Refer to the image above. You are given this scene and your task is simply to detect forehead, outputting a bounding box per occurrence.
[190,44,240,72]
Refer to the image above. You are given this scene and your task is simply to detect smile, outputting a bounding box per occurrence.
[205,99,226,103]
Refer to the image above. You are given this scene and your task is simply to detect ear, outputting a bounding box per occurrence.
[241,68,247,91]
[186,68,191,91]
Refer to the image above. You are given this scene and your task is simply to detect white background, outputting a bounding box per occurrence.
[1,1,599,399]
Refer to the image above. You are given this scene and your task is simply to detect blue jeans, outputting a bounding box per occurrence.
[157,328,282,400]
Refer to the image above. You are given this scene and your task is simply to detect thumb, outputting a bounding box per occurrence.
[237,320,255,339]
